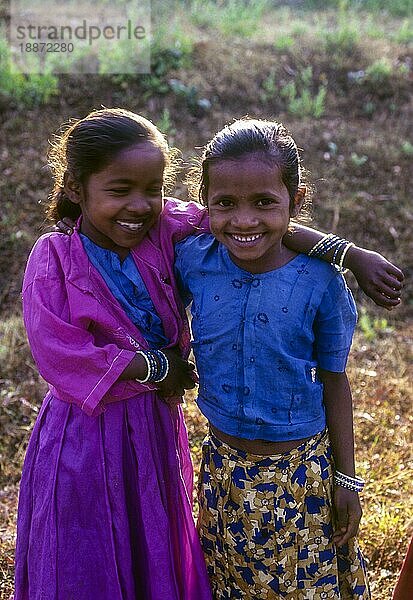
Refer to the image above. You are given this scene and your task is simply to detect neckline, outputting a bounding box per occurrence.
[219,242,306,276]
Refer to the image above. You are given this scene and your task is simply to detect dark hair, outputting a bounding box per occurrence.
[46,108,178,222]
[187,118,311,213]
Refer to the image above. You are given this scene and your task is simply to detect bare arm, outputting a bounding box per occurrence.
[318,369,362,547]
[283,224,404,309]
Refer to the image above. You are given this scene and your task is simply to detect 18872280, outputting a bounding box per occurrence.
[19,42,74,53]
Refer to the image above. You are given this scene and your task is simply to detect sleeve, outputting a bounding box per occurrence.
[161,198,210,243]
[173,238,194,308]
[22,275,138,416]
[313,273,358,372]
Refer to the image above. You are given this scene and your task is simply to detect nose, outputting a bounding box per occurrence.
[126,193,153,214]
[231,207,259,229]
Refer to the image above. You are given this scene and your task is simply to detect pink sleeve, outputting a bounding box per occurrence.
[161,198,210,243]
[22,276,138,417]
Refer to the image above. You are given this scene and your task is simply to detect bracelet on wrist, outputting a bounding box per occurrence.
[135,350,152,383]
[334,470,365,493]
[307,234,354,275]
[151,349,170,382]
[134,349,170,384]
[308,233,341,257]
[337,242,355,272]
[331,239,348,266]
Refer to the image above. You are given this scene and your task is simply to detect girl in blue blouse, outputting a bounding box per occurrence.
[174,119,372,599]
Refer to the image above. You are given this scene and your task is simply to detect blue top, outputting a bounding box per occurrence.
[80,234,167,348]
[175,234,358,442]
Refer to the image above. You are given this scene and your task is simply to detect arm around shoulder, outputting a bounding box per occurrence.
[284,224,404,309]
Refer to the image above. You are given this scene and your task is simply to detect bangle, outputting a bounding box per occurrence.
[331,239,348,266]
[338,242,355,272]
[152,349,170,382]
[334,470,365,492]
[134,349,170,384]
[135,350,152,383]
[331,241,354,274]
[309,233,341,257]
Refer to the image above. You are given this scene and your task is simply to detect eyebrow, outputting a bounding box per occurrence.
[105,178,163,184]
[210,191,280,199]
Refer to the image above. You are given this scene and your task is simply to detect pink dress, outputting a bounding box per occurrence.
[14,199,212,599]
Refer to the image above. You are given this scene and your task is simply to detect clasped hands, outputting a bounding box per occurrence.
[154,347,198,405]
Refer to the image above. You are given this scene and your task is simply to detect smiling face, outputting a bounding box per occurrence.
[66,142,165,259]
[207,154,305,273]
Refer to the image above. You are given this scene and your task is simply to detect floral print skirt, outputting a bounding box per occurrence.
[197,429,370,599]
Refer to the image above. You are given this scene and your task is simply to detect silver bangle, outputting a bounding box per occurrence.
[308,233,336,257]
[135,350,151,383]
[334,470,365,492]
[155,354,170,382]
[338,242,355,272]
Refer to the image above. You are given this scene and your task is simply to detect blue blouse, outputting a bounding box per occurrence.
[80,234,167,348]
[175,233,358,442]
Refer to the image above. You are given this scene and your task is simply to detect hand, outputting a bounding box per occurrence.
[54,217,76,235]
[346,247,404,310]
[157,347,197,401]
[332,486,362,547]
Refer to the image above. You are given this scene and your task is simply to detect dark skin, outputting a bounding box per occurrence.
[119,347,196,401]
[318,369,361,547]
[211,370,362,547]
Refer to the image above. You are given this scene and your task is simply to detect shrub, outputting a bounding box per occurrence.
[393,19,413,44]
[188,0,269,37]
[0,38,58,108]
[280,66,327,118]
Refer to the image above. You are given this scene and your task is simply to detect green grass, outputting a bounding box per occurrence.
[188,0,269,37]
[300,0,412,18]
[0,37,59,109]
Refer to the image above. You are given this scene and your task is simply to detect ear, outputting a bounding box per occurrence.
[290,184,306,217]
[64,172,82,205]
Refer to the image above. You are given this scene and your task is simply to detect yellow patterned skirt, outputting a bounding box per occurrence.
[197,430,370,599]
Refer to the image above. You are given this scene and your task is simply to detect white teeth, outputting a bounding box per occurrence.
[231,234,262,243]
[116,221,144,231]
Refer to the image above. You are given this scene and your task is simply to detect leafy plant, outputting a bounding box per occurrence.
[0,38,58,108]
[156,108,176,137]
[322,0,360,57]
[130,47,187,98]
[401,141,413,156]
[280,66,327,118]
[350,152,368,167]
[301,0,412,17]
[188,0,269,37]
[394,19,413,44]
[365,57,393,84]
[358,308,392,341]
[274,35,294,51]
[260,70,277,103]
[168,78,211,115]
[359,0,412,18]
